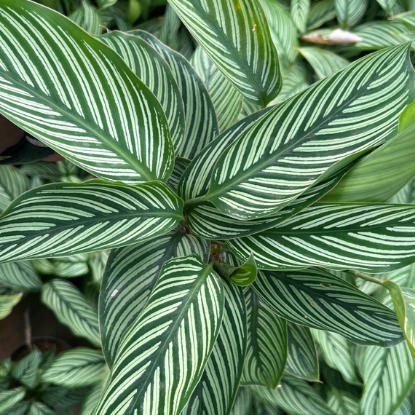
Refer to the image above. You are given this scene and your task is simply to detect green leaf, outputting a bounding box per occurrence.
[291,0,310,33]
[166,0,282,106]
[11,348,42,389]
[41,279,100,346]
[100,230,210,367]
[130,30,219,159]
[285,322,319,382]
[69,0,102,35]
[230,388,253,415]
[1,401,31,415]
[359,342,415,415]
[0,287,21,320]
[229,202,415,273]
[183,278,247,415]
[215,254,257,287]
[0,0,174,183]
[0,387,26,413]
[307,0,337,31]
[97,31,185,152]
[203,44,415,220]
[0,180,183,263]
[327,388,359,415]
[40,386,89,412]
[0,261,42,291]
[299,47,348,79]
[385,264,415,290]
[81,383,103,415]
[253,399,283,414]
[250,374,335,415]
[394,11,415,28]
[0,166,29,213]
[41,348,105,387]
[398,100,415,133]
[335,0,367,27]
[167,158,190,194]
[94,255,224,415]
[28,402,59,415]
[311,329,359,384]
[377,0,397,14]
[251,268,403,346]
[241,288,287,388]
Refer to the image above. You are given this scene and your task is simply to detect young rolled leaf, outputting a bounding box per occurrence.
[291,0,310,33]
[0,262,42,291]
[167,0,282,106]
[251,269,403,346]
[359,342,415,415]
[241,288,287,388]
[0,388,26,413]
[335,0,367,27]
[11,348,42,389]
[41,348,106,387]
[0,0,173,183]
[0,166,29,213]
[229,203,415,273]
[94,255,224,415]
[285,322,319,382]
[203,44,415,220]
[42,279,100,346]
[215,254,257,287]
[299,47,348,79]
[0,180,183,263]
[100,230,210,367]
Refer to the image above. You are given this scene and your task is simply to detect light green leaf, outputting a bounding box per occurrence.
[291,0,310,33]
[230,388,253,415]
[285,322,319,381]
[203,44,414,220]
[394,11,415,28]
[251,269,403,346]
[0,180,183,263]
[28,402,59,415]
[97,0,118,10]
[42,279,100,346]
[327,388,359,415]
[385,264,415,290]
[377,0,397,14]
[41,348,105,387]
[241,288,287,388]
[69,0,102,35]
[81,383,104,415]
[19,163,60,182]
[307,0,337,31]
[229,203,415,273]
[167,0,282,106]
[0,388,26,413]
[0,286,21,320]
[11,348,42,389]
[215,254,257,287]
[167,158,190,194]
[94,255,224,415]
[250,374,335,415]
[335,0,367,27]
[359,342,415,415]
[398,100,415,133]
[0,0,174,184]
[97,31,185,152]
[100,230,210,367]
[312,329,359,384]
[130,30,218,160]
[183,279,247,415]
[0,261,42,291]
[1,401,31,415]
[0,166,29,213]
[299,47,348,79]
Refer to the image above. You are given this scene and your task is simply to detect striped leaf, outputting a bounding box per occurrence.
[81,383,104,415]
[0,287,21,320]
[0,180,183,263]
[285,322,319,382]
[28,402,59,415]
[2,401,30,415]
[394,11,415,29]
[299,47,348,79]
[100,230,210,367]
[183,278,247,415]
[0,166,29,213]
[335,0,367,27]
[311,329,359,384]
[250,374,336,415]
[94,255,224,415]
[131,30,219,159]
[41,348,105,387]
[203,44,415,220]
[241,288,287,388]
[377,0,396,14]
[233,202,415,273]
[307,0,337,31]
[230,388,253,415]
[11,348,42,389]
[69,0,102,36]
[253,399,283,415]
[0,388,26,413]
[215,253,257,287]
[190,47,243,132]
[291,0,310,33]
[40,386,88,412]
[384,264,415,291]
[167,158,191,194]
[251,269,403,346]
[0,0,173,183]
[359,342,415,415]
[42,279,100,346]
[167,0,282,107]
[0,262,42,291]
[97,31,185,151]
[327,389,359,415]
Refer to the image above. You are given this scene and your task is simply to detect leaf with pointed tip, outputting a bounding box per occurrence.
[0,261,42,291]
[377,0,396,14]
[100,230,210,367]
[0,388,26,413]
[291,0,310,33]
[94,255,224,415]
[241,288,287,388]
[11,348,42,389]
[28,402,59,415]
[285,323,319,382]
[167,158,190,194]
[299,47,348,79]
[0,180,183,264]
[0,166,29,213]
[307,0,336,31]
[166,0,282,106]
[327,388,358,415]
[69,0,102,35]
[251,268,403,346]
[335,0,367,27]
[0,0,173,183]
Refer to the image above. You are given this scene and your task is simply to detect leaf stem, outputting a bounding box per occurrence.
[183,196,204,210]
[347,270,383,285]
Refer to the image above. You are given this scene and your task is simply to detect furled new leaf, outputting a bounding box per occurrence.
[215,254,257,287]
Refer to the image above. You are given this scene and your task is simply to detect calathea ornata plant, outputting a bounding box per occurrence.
[1,0,415,414]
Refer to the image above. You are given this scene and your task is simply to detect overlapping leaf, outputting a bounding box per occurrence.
[335,0,367,27]
[0,285,21,320]
[299,47,348,79]
[167,158,190,194]
[0,261,42,291]
[230,388,253,415]
[291,0,310,33]
[0,166,29,213]
[327,388,359,415]
[307,0,337,31]
[11,348,41,389]
[0,388,26,413]
[28,402,59,415]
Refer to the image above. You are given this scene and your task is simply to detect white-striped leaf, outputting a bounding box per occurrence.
[359,342,415,415]
[11,348,42,389]
[81,383,104,415]
[285,322,319,382]
[0,0,174,183]
[327,389,358,415]
[0,180,183,264]
[130,30,219,159]
[97,31,185,151]
[168,158,191,194]
[299,47,348,79]
[0,388,26,413]
[100,230,210,367]
[307,0,337,31]
[41,348,105,387]
[28,402,59,415]
[394,11,415,28]
[42,279,100,346]
[69,0,102,36]
[291,0,310,33]
[241,288,287,388]
[167,0,282,107]
[2,401,30,415]
[377,0,396,14]
[190,47,243,132]
[0,286,21,320]
[335,0,367,27]
[94,255,224,415]
[0,262,42,291]
[230,388,253,415]
[250,374,336,415]
[203,44,415,220]
[311,329,359,384]
[251,268,403,346]
[183,278,247,415]
[0,166,29,213]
